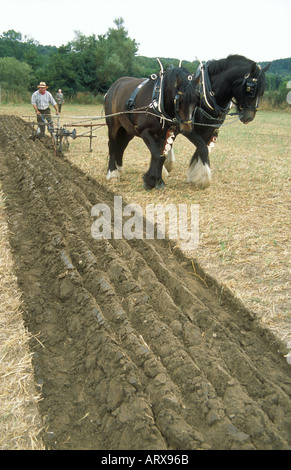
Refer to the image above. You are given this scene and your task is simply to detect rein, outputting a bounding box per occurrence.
[193,106,240,128]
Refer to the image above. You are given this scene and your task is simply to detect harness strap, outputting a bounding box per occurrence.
[126,79,150,110]
[196,62,231,117]
[203,62,231,116]
[151,75,174,124]
[126,65,193,127]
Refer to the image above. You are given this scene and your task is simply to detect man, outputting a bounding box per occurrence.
[55,89,65,113]
[31,82,59,137]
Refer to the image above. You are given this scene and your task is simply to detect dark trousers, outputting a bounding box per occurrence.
[37,107,51,136]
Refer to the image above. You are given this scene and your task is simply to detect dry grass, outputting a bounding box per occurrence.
[0,188,44,450]
[0,103,290,447]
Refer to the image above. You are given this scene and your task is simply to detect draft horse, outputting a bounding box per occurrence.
[104,65,198,189]
[180,55,271,189]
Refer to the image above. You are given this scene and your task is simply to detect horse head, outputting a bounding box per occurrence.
[164,67,198,134]
[174,71,198,134]
[233,62,271,124]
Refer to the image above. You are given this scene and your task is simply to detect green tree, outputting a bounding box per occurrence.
[0,30,24,60]
[0,56,33,89]
[70,31,99,92]
[43,45,80,95]
[95,18,138,92]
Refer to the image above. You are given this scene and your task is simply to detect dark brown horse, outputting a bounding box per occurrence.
[104,66,198,189]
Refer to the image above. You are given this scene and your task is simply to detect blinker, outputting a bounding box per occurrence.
[245,79,257,98]
[243,73,258,99]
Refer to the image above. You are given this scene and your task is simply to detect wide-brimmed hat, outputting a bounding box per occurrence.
[37,82,49,88]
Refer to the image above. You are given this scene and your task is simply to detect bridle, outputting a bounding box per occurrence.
[196,61,263,117]
[173,75,195,125]
[237,67,263,111]
[197,62,232,117]
[150,71,196,126]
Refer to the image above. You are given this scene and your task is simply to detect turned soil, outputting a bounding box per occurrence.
[0,116,290,450]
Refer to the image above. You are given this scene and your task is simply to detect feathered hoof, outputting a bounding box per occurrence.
[162,166,169,179]
[187,157,212,189]
[164,149,175,173]
[106,169,120,180]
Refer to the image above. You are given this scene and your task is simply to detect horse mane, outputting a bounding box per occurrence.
[165,65,191,80]
[162,66,195,99]
[207,55,266,93]
[208,55,256,75]
[159,65,196,117]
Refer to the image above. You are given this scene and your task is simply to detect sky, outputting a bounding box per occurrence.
[1,0,290,63]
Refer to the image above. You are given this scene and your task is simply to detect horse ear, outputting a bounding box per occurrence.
[263,62,272,73]
[250,62,257,75]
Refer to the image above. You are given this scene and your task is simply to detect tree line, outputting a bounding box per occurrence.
[0,19,290,107]
[0,19,198,101]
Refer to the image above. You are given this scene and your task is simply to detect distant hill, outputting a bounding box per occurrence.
[259,57,291,78]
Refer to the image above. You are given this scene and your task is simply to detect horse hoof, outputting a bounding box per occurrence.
[155,179,165,190]
[187,157,212,189]
[143,182,153,190]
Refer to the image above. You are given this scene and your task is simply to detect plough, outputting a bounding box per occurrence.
[27,114,77,156]
[25,114,106,156]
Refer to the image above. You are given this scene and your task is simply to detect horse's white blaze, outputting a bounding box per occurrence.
[164,149,175,173]
[187,156,212,189]
[106,169,120,180]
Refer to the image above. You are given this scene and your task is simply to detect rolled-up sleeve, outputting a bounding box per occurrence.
[48,92,56,106]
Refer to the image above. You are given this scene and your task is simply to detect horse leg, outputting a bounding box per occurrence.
[142,130,165,190]
[106,127,132,180]
[186,133,211,189]
[157,156,166,188]
[106,140,120,180]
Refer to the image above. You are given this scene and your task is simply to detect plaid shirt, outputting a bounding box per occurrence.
[31,90,56,110]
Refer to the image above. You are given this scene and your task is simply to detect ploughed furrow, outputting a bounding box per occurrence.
[0,116,290,450]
